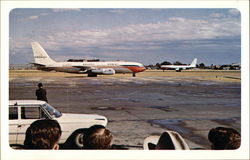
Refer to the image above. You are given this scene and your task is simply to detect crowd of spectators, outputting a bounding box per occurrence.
[21,119,241,150]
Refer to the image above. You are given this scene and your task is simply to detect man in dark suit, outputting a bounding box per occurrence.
[36,83,48,102]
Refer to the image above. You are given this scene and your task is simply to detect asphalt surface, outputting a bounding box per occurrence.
[9,74,241,149]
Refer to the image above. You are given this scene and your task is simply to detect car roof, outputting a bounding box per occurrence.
[9,100,46,106]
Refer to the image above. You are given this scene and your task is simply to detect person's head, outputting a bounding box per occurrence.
[83,125,113,149]
[208,127,241,150]
[24,119,62,149]
[38,83,43,88]
[144,131,190,150]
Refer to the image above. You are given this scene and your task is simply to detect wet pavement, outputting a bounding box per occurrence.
[9,75,241,149]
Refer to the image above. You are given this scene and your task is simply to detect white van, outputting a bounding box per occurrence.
[9,100,108,149]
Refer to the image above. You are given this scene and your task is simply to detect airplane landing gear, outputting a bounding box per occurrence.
[88,73,97,77]
[133,73,136,77]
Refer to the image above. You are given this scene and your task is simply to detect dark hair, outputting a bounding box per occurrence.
[38,83,43,88]
[83,125,113,149]
[24,119,62,149]
[208,127,241,150]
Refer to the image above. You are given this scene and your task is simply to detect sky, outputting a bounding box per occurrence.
[9,8,241,65]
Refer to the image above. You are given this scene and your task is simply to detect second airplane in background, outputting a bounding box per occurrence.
[161,58,198,72]
[31,42,145,77]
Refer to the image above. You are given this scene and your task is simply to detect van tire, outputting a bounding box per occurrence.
[73,131,84,149]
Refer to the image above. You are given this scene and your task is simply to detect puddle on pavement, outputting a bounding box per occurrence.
[91,106,124,110]
[147,105,178,112]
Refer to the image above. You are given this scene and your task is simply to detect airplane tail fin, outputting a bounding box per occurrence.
[31,42,56,65]
[190,58,197,67]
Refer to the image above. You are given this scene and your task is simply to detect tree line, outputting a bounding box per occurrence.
[145,61,240,70]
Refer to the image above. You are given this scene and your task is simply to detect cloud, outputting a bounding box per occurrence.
[210,13,225,18]
[18,15,39,22]
[52,8,81,12]
[109,9,126,14]
[28,15,239,57]
[29,16,38,20]
[10,11,240,64]
[40,13,49,16]
[14,15,240,51]
[210,9,240,19]
[228,9,240,16]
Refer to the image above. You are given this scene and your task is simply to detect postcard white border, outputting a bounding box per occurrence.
[1,1,249,160]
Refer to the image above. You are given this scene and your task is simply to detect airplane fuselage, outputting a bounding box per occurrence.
[161,58,197,72]
[38,61,145,74]
[162,65,189,69]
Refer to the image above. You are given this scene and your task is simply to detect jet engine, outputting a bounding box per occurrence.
[91,68,115,75]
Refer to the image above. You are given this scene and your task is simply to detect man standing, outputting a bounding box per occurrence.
[36,83,48,102]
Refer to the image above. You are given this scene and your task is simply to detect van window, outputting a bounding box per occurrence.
[9,107,18,120]
[21,106,46,119]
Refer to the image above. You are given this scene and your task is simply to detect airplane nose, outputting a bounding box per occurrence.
[125,66,146,73]
[139,67,146,72]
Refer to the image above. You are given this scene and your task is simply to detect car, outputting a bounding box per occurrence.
[9,100,108,149]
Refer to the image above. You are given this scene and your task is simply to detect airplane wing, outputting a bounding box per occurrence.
[72,65,93,70]
[72,65,115,75]
[72,65,93,73]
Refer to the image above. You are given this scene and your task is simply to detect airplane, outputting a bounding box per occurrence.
[160,58,197,72]
[31,42,146,77]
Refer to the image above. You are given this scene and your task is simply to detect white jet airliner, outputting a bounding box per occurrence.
[31,42,146,77]
[161,58,197,72]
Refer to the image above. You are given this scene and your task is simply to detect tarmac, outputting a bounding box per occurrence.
[9,70,241,149]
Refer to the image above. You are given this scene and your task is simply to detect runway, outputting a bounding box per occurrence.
[9,70,241,149]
